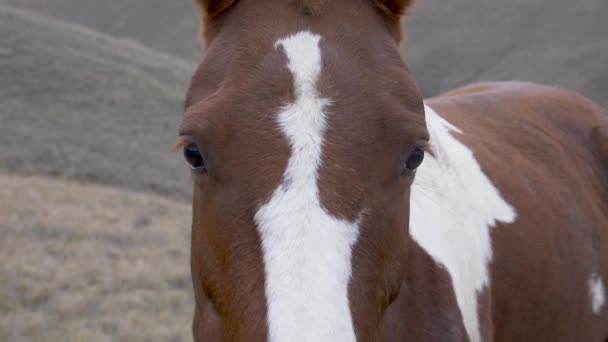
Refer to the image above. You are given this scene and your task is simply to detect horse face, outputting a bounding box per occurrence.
[180,0,426,340]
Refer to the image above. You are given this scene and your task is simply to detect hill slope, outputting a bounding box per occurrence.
[404,0,608,105]
[3,0,606,107]
[0,5,193,200]
[1,0,202,61]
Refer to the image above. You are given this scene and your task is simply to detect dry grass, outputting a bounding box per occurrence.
[0,172,194,341]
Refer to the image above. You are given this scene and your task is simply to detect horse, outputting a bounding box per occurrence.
[177,0,608,340]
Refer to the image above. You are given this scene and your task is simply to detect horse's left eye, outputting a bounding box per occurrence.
[401,148,425,175]
[183,143,207,172]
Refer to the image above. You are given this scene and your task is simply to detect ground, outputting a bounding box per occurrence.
[0,173,193,341]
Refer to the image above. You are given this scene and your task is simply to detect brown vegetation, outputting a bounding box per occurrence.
[0,173,193,341]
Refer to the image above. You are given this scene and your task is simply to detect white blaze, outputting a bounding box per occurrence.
[589,273,605,315]
[254,31,360,342]
[410,105,517,342]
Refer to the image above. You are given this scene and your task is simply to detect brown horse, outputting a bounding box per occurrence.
[178,0,608,341]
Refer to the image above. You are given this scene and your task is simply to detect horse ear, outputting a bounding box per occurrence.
[374,0,415,16]
[194,0,238,20]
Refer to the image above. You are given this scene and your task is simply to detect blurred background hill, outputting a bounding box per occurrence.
[1,0,606,196]
[2,0,201,60]
[406,0,607,104]
[0,5,192,199]
[0,1,605,341]
[4,0,606,105]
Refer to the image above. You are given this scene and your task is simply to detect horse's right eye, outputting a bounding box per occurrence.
[183,143,207,172]
[401,148,425,175]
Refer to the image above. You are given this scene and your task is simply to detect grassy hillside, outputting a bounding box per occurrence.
[0,5,194,200]
[0,172,192,341]
[3,0,606,107]
[1,1,605,196]
[1,0,202,61]
[405,0,608,105]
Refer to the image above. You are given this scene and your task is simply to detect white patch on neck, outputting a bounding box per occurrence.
[589,273,605,315]
[254,31,359,342]
[410,105,517,342]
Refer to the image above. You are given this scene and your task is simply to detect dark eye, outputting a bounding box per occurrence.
[401,148,425,175]
[183,143,207,172]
